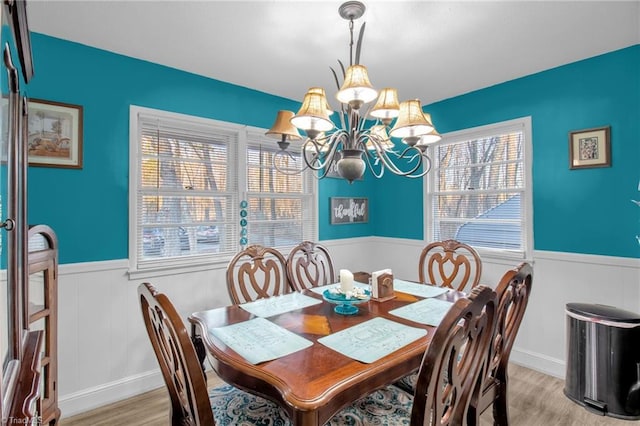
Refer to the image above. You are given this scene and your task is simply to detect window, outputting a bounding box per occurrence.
[245,131,316,249]
[129,106,316,274]
[425,117,533,258]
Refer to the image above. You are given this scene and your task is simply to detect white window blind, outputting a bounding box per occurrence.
[427,118,532,257]
[244,130,316,252]
[129,107,317,273]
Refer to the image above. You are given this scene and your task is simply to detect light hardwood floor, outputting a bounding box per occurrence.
[59,364,635,426]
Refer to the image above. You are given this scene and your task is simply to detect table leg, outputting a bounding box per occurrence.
[190,323,207,373]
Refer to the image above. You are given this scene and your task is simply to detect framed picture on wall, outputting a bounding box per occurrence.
[330,197,368,224]
[27,99,83,169]
[569,126,610,169]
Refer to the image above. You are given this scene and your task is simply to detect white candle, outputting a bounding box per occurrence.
[340,269,354,294]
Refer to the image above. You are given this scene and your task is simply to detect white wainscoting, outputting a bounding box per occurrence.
[56,237,640,417]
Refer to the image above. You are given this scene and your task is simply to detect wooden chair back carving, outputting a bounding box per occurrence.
[286,241,335,291]
[469,262,533,424]
[418,239,483,291]
[411,285,498,426]
[138,282,215,425]
[226,245,290,304]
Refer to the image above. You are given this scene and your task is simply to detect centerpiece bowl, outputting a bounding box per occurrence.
[322,288,371,315]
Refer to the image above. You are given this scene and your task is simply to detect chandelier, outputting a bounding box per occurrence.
[265,1,441,183]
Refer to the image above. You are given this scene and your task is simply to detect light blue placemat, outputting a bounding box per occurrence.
[389,298,454,326]
[310,282,370,295]
[209,317,313,364]
[393,279,449,298]
[317,317,427,364]
[239,292,322,317]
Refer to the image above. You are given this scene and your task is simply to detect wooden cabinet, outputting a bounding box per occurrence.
[0,1,41,423]
[27,225,60,425]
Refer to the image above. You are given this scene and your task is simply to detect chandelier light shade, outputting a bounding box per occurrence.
[308,86,334,115]
[290,91,334,140]
[416,113,442,147]
[370,88,401,124]
[336,64,378,109]
[268,1,441,183]
[389,99,435,146]
[366,124,394,151]
[265,110,302,150]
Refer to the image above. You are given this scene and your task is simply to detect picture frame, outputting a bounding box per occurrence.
[330,197,368,224]
[27,99,83,168]
[569,126,610,169]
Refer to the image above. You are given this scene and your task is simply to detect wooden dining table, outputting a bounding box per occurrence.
[189,283,463,426]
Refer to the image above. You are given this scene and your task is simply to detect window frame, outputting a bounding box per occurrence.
[423,116,534,261]
[128,106,317,278]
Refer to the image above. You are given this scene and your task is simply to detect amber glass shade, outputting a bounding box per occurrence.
[370,88,400,121]
[265,110,302,141]
[389,100,434,143]
[336,65,378,108]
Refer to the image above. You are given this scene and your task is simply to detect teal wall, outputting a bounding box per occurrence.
[26,34,640,263]
[26,34,368,264]
[375,45,640,259]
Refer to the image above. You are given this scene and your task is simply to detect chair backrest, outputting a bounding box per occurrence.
[226,244,290,304]
[410,285,498,426]
[138,282,214,425]
[286,241,335,291]
[474,262,533,421]
[418,239,483,291]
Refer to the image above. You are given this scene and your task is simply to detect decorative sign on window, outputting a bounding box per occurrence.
[330,197,368,225]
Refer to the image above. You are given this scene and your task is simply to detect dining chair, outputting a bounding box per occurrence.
[138,282,291,425]
[467,262,533,425]
[418,239,483,292]
[286,240,335,291]
[226,244,290,304]
[328,285,498,426]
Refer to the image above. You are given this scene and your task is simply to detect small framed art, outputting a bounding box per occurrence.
[569,126,610,169]
[27,99,83,169]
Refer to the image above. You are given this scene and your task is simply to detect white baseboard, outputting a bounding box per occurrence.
[510,347,565,379]
[59,369,165,418]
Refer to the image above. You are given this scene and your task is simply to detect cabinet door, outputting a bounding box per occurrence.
[27,225,60,425]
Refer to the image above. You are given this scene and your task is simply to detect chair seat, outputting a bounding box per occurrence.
[326,385,413,426]
[393,371,418,395]
[209,384,292,425]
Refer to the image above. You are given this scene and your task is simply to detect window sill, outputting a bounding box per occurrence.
[128,256,230,280]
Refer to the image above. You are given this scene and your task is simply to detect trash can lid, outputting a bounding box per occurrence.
[566,303,640,324]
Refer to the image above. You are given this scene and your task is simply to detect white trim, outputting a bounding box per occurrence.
[59,369,165,418]
[534,249,640,269]
[59,259,129,275]
[510,348,565,379]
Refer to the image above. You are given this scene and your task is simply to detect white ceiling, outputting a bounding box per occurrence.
[26,1,640,106]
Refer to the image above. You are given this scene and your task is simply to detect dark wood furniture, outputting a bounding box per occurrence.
[286,241,335,291]
[190,285,466,425]
[140,282,217,424]
[226,245,291,304]
[1,1,49,423]
[418,239,483,291]
[138,282,290,425]
[26,225,60,425]
[469,262,533,425]
[6,331,44,424]
[414,285,497,425]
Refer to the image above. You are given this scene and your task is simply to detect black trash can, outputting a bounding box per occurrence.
[565,303,640,420]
